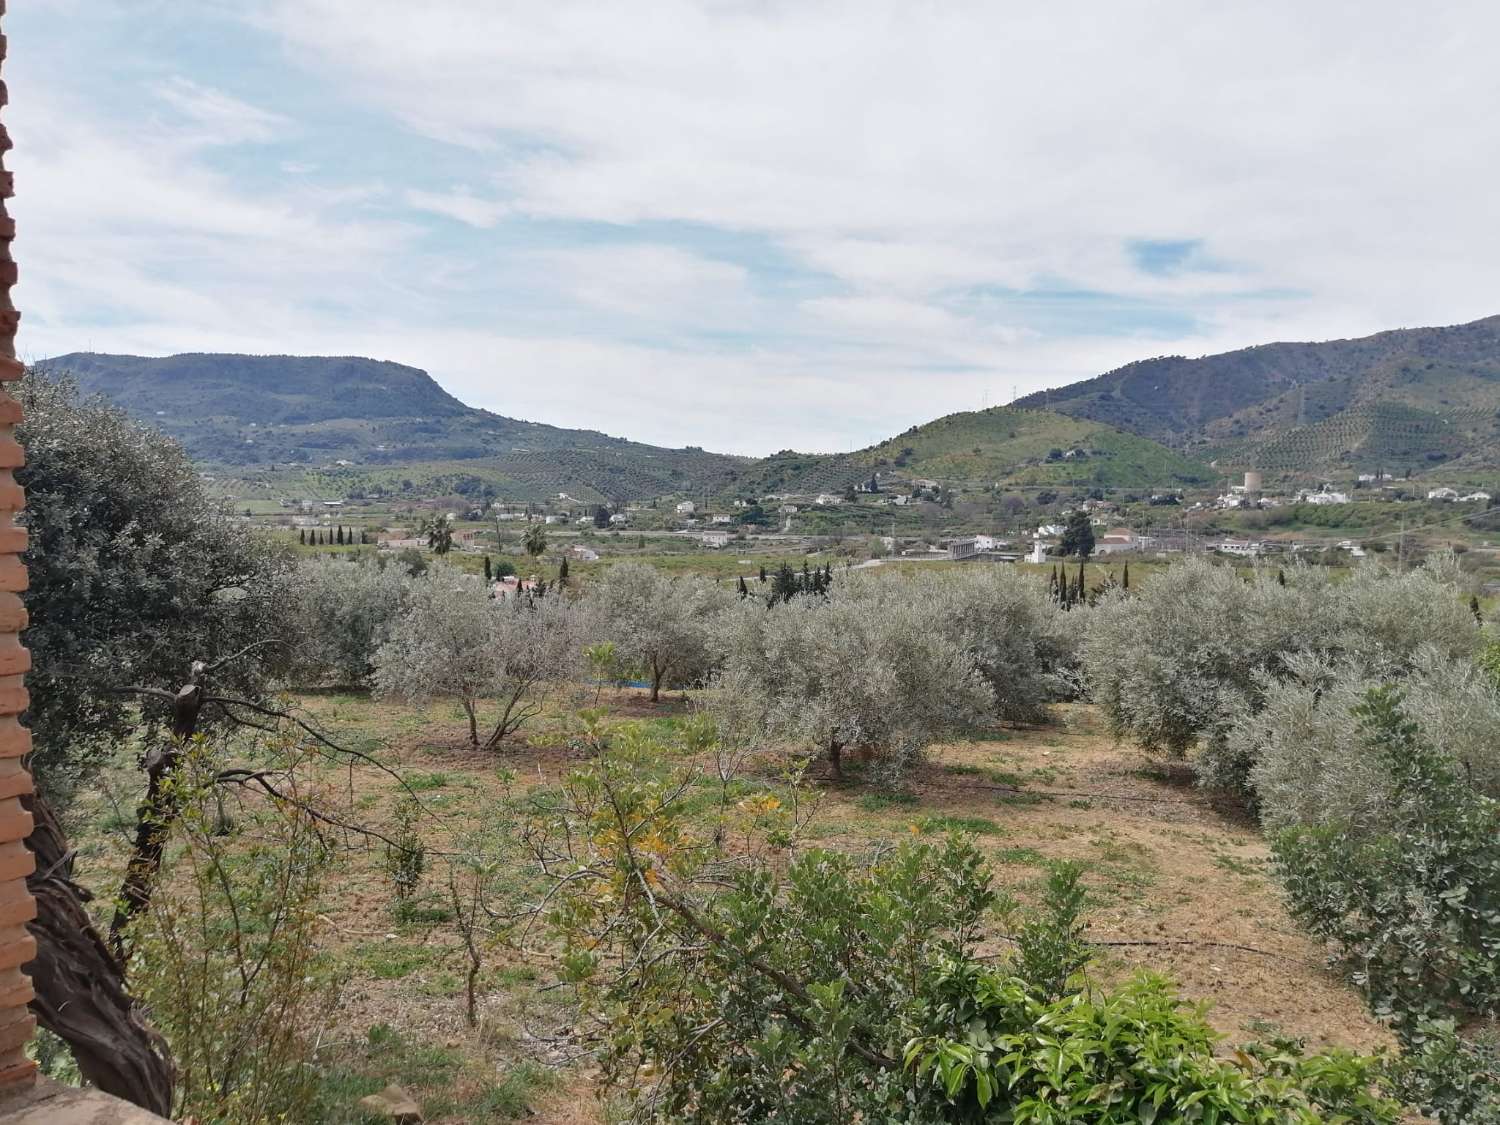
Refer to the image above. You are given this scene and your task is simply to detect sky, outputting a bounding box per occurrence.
[7,1,1500,456]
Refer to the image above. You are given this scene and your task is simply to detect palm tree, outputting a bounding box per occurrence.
[522,522,547,559]
[421,513,454,555]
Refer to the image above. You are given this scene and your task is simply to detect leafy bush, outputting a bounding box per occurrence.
[384,796,426,900]
[1273,688,1500,1033]
[130,745,336,1123]
[1388,1020,1500,1125]
[538,734,1398,1124]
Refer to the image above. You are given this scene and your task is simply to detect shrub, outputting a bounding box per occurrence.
[538,736,1399,1123]
[1388,1021,1500,1125]
[130,747,336,1123]
[1273,688,1500,1034]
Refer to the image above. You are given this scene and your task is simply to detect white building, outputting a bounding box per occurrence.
[567,545,600,561]
[1217,539,1266,557]
[702,531,731,548]
[1036,523,1065,538]
[676,500,697,515]
[815,493,841,506]
[1028,540,1053,564]
[1096,530,1139,555]
[948,536,979,560]
[711,513,734,524]
[1461,491,1492,503]
[609,513,630,525]
[1302,489,1349,505]
[1427,487,1460,501]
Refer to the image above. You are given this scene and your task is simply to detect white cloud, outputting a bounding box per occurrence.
[152,77,290,146]
[10,1,1500,454]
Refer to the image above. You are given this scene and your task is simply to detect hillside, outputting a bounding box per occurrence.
[1016,314,1500,477]
[41,352,748,503]
[733,406,1215,495]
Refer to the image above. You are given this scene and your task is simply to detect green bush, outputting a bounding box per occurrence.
[540,737,1398,1123]
[1273,688,1500,1033]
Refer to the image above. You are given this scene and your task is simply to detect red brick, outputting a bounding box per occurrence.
[0,676,28,716]
[0,844,29,884]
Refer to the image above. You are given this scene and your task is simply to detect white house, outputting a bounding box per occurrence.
[1036,523,1065,538]
[973,534,1006,551]
[676,500,697,515]
[1461,491,1492,503]
[1427,487,1460,501]
[1216,539,1265,557]
[779,504,800,515]
[1302,489,1349,505]
[711,513,734,524]
[609,513,630,525]
[702,531,731,549]
[1028,540,1053,564]
[815,493,841,506]
[567,544,600,561]
[888,494,911,506]
[1096,530,1139,555]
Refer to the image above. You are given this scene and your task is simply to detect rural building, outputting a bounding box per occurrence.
[675,500,696,515]
[701,531,731,548]
[948,536,980,560]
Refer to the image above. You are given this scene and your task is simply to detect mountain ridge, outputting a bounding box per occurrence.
[1015,314,1500,475]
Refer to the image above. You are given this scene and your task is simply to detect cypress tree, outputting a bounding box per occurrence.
[1276,568,1286,587]
[737,575,748,599]
[484,555,493,582]
[559,557,570,586]
[299,529,305,545]
[759,565,767,583]
[336,526,344,546]
[1121,562,1130,591]
[1471,594,1483,623]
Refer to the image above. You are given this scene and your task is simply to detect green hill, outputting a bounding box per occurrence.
[1016,314,1500,477]
[733,406,1214,495]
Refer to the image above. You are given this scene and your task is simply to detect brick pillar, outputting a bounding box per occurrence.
[0,0,38,1095]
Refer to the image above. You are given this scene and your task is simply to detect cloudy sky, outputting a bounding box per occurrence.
[7,1,1498,455]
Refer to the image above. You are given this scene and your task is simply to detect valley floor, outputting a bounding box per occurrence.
[67,694,1390,1124]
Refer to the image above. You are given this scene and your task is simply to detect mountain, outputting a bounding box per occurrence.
[42,351,1215,501]
[41,352,748,503]
[1015,315,1500,477]
[733,406,1214,496]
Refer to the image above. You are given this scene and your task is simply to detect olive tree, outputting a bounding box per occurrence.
[711,581,992,779]
[1081,557,1480,757]
[373,571,585,747]
[284,556,418,688]
[18,374,291,799]
[585,561,732,702]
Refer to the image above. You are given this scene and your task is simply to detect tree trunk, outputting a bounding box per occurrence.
[650,662,663,703]
[463,699,479,747]
[110,738,190,955]
[828,739,843,779]
[24,792,175,1116]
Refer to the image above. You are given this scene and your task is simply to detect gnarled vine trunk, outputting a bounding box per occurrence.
[23,791,175,1116]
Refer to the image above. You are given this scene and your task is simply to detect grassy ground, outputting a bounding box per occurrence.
[62,692,1391,1123]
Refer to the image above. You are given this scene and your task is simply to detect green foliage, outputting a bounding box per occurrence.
[538,734,1397,1124]
[130,745,336,1123]
[1001,861,1089,1001]
[17,374,290,800]
[384,796,427,900]
[1059,509,1095,559]
[1387,1021,1500,1125]
[1273,688,1500,1034]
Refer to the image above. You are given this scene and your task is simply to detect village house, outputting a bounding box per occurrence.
[701,530,731,548]
[1095,529,1141,555]
[567,544,600,561]
[948,536,980,560]
[1462,490,1492,502]
[1427,486,1460,501]
[675,500,696,515]
[609,512,630,525]
[1036,523,1064,537]
[815,493,841,505]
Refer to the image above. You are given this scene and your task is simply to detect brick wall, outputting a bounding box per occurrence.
[0,0,39,1094]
